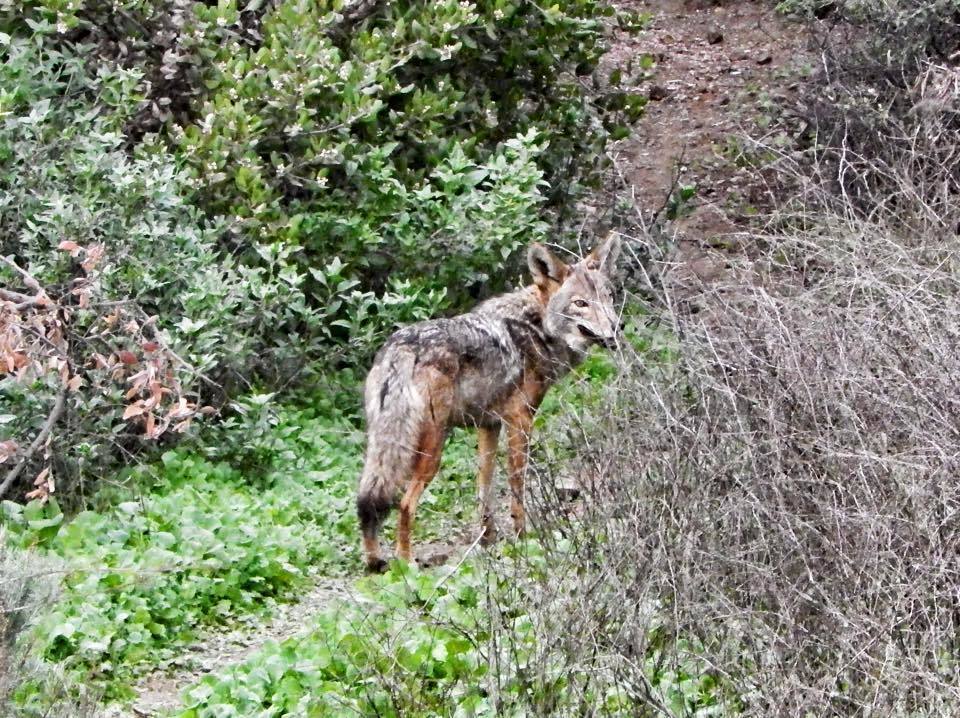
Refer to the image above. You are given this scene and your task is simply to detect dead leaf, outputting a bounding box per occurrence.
[118,350,138,365]
[66,374,83,392]
[167,397,195,420]
[90,353,109,369]
[81,243,104,273]
[0,439,17,463]
[145,412,159,438]
[58,240,83,257]
[122,402,146,420]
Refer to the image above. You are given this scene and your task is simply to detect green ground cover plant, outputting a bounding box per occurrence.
[3,401,367,703]
[177,541,727,717]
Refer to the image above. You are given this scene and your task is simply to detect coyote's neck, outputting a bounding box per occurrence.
[478,285,581,384]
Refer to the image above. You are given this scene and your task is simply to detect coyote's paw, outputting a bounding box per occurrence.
[480,521,499,546]
[365,557,389,574]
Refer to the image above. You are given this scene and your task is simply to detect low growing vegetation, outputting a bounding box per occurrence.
[4,401,362,703]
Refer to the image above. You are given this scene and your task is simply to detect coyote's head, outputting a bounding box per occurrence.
[528,233,622,356]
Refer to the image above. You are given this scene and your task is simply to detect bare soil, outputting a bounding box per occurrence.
[607,0,809,287]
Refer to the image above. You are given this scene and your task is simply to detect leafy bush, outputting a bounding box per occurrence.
[170,0,639,345]
[0,29,252,500]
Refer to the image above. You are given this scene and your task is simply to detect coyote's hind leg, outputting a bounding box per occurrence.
[396,421,444,563]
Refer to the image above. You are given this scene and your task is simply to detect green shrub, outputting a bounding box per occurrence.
[170,0,639,334]
[0,30,241,499]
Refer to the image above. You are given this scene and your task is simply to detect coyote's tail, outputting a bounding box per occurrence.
[357,352,424,549]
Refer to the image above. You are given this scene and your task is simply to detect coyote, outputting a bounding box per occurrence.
[357,233,622,571]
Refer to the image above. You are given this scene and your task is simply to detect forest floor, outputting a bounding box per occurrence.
[119,2,811,714]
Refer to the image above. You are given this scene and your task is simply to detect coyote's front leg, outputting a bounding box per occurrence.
[476,424,501,544]
[506,409,534,537]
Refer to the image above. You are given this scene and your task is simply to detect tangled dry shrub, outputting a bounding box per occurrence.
[485,133,960,712]
[486,208,960,714]
[0,530,102,717]
[789,0,960,222]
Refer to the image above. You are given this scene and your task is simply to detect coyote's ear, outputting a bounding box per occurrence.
[528,243,568,289]
[585,232,622,275]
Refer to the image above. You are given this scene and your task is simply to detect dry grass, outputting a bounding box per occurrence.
[0,531,101,717]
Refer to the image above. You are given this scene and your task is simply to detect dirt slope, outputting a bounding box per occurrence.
[608,0,808,285]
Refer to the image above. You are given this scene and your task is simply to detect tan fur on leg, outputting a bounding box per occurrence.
[476,424,500,544]
[506,409,533,537]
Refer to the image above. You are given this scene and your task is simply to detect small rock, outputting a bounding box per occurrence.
[648,85,671,101]
[756,54,773,66]
[706,28,724,45]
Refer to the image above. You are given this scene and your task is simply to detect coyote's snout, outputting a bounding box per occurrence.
[357,233,622,571]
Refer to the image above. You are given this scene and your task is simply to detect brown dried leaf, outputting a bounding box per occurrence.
[145,412,159,439]
[122,402,146,420]
[81,243,104,273]
[167,397,195,420]
[58,240,83,257]
[118,350,138,365]
[0,439,17,463]
[66,374,83,392]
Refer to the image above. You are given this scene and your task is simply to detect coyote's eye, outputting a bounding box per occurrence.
[572,299,589,308]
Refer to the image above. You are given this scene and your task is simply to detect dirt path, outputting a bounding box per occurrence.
[117,578,358,717]
[112,4,810,714]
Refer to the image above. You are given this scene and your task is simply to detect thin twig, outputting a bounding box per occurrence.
[0,387,67,501]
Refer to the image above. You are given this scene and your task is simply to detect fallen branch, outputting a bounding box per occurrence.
[0,257,51,310]
[0,256,42,294]
[0,387,68,501]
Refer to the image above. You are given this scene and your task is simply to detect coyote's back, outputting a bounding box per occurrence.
[357,234,622,571]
